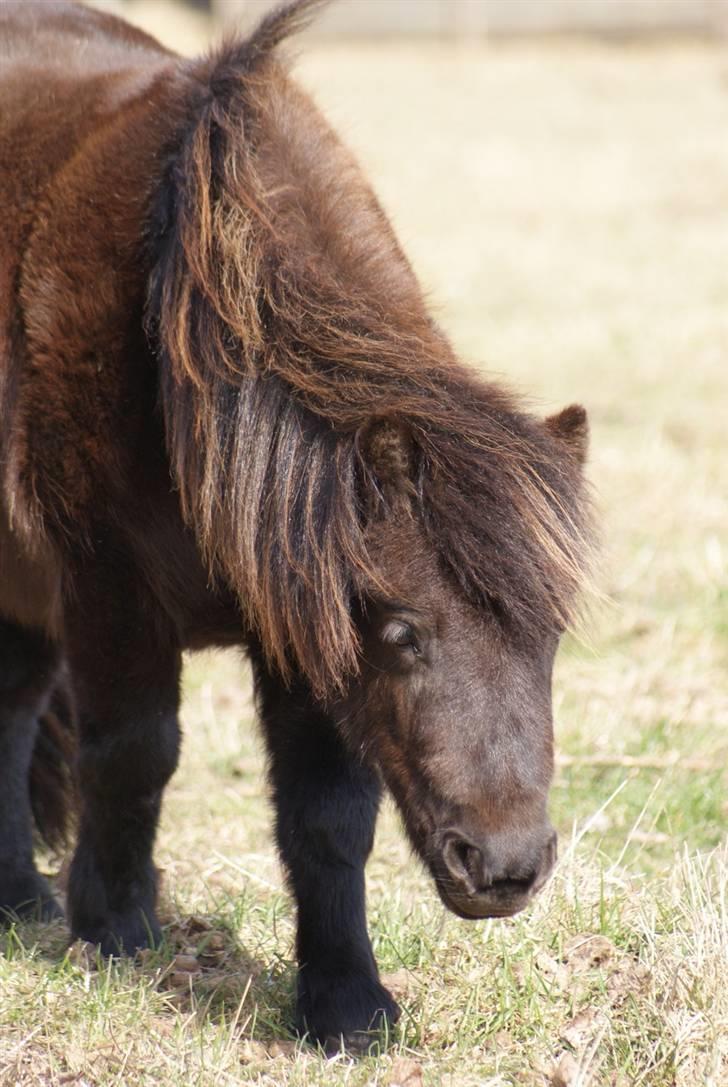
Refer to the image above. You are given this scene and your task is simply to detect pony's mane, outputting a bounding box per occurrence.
[147,0,593,699]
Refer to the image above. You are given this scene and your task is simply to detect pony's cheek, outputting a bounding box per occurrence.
[345,681,419,776]
[381,670,430,747]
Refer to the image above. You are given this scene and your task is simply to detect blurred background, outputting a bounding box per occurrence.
[96,0,728,37]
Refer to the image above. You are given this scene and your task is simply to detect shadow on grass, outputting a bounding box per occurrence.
[1,901,406,1060]
[0,901,301,1047]
[156,907,299,1043]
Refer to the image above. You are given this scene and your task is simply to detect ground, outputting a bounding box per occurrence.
[1,5,726,1085]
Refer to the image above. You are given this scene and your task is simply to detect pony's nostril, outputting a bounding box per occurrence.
[441,832,485,892]
[487,876,536,903]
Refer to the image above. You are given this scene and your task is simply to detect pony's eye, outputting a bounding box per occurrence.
[381,621,420,654]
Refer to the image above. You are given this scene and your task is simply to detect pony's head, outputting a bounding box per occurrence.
[329,408,589,918]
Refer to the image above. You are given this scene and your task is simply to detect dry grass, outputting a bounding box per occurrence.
[3,6,727,1085]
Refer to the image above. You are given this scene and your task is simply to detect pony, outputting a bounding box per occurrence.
[0,0,593,1052]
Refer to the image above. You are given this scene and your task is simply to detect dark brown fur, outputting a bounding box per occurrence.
[0,0,594,1050]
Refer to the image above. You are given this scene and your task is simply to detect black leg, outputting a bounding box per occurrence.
[0,619,62,921]
[63,568,181,955]
[253,661,398,1053]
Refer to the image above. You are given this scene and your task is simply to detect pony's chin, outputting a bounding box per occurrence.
[434,880,533,921]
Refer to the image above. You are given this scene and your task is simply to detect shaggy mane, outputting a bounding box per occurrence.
[147,0,593,699]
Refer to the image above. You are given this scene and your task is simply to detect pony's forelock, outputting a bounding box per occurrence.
[147,3,594,698]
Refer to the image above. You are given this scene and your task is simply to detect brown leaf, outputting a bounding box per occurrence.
[493,1029,515,1049]
[606,962,651,1005]
[168,969,201,989]
[535,950,570,990]
[551,1052,581,1087]
[170,953,200,973]
[266,1040,298,1059]
[239,1040,268,1064]
[560,1008,601,1049]
[66,941,98,972]
[198,931,227,964]
[389,1057,424,1087]
[380,969,413,999]
[176,914,214,935]
[563,934,615,972]
[204,932,226,952]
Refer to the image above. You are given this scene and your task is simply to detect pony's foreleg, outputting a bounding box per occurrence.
[253,664,399,1053]
[0,619,62,921]
[63,571,181,955]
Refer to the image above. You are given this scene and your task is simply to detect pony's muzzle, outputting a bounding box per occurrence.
[435,827,557,920]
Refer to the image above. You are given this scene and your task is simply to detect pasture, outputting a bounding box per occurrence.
[1,5,726,1085]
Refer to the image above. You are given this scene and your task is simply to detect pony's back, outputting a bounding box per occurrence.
[0,0,172,281]
[0,2,188,579]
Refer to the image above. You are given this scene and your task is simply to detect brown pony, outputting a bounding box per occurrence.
[0,0,593,1052]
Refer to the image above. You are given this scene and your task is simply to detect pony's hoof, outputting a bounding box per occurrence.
[320,1025,392,1059]
[0,872,63,924]
[72,910,161,957]
[297,970,400,1055]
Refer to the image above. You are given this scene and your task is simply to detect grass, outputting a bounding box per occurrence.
[2,7,727,1085]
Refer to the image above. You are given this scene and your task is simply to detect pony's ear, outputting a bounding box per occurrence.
[545,404,589,467]
[358,419,415,511]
